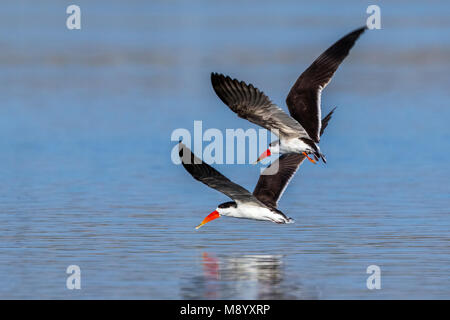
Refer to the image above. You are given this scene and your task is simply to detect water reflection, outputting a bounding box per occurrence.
[180,253,318,299]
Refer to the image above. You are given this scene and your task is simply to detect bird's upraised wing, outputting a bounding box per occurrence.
[286,27,366,143]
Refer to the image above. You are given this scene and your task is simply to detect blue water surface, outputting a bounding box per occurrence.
[0,0,448,299]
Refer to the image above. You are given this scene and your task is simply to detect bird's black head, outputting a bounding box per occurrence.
[218,201,237,209]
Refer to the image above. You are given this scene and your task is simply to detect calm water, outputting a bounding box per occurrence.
[0,0,449,299]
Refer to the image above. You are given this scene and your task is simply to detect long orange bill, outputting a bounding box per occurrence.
[253,149,271,164]
[303,152,316,164]
[196,210,220,229]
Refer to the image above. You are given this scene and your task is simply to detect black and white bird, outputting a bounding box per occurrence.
[179,106,331,228]
[211,27,366,164]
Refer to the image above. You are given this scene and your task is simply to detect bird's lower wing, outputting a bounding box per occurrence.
[286,26,366,143]
[253,153,305,208]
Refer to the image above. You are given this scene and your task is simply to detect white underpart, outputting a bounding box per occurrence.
[218,204,291,224]
[279,138,314,154]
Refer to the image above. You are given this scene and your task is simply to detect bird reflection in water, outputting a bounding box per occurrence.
[180,253,318,299]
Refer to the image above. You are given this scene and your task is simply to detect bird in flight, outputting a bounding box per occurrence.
[178,102,332,228]
[211,26,366,164]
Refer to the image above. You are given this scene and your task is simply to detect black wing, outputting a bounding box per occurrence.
[253,153,305,208]
[179,142,259,204]
[253,109,336,208]
[211,73,308,139]
[286,27,366,143]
